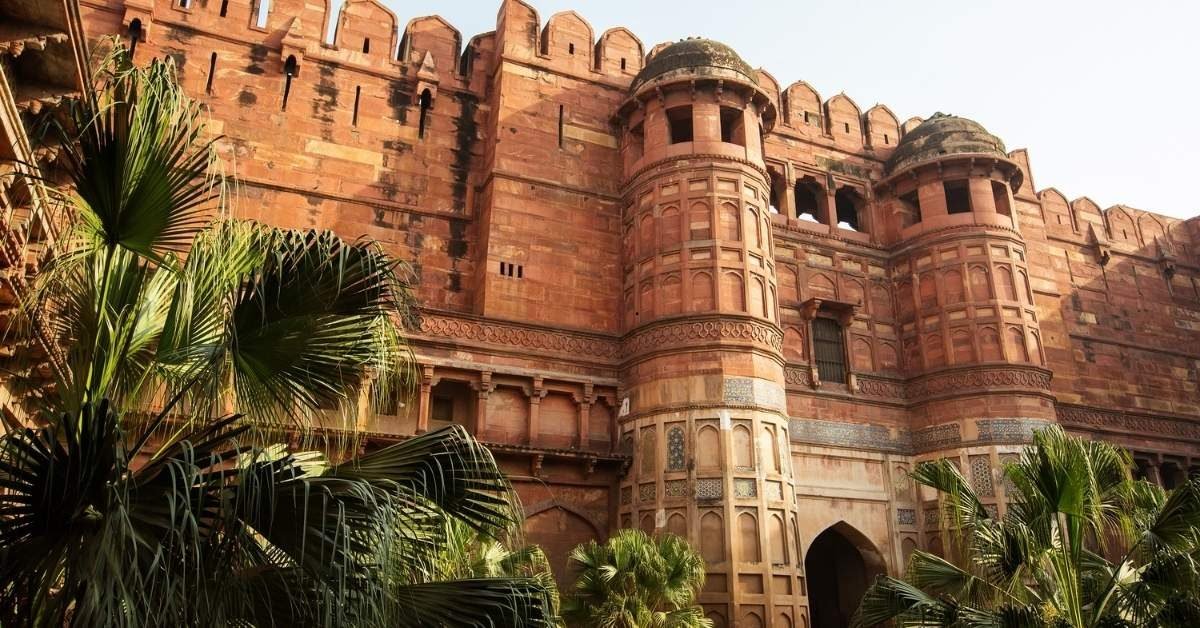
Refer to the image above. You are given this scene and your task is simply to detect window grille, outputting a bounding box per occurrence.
[812,317,846,383]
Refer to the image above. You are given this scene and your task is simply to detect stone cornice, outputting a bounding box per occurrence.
[621,315,784,361]
[624,153,770,189]
[1057,403,1200,444]
[888,224,1027,258]
[788,416,1054,455]
[905,365,1054,403]
[784,365,1053,405]
[414,310,621,364]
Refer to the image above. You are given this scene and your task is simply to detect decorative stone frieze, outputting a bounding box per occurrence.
[621,317,784,359]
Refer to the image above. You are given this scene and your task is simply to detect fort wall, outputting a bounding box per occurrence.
[74,1,1200,623]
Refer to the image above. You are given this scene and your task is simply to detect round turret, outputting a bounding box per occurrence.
[629,38,758,93]
[614,36,801,625]
[885,113,1015,184]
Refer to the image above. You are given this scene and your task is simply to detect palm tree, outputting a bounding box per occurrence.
[853,426,1200,628]
[429,519,563,625]
[563,529,711,628]
[0,43,555,626]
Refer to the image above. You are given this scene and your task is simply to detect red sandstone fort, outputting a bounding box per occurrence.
[4,1,1200,626]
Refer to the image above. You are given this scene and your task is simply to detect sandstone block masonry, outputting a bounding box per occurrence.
[74,1,1200,626]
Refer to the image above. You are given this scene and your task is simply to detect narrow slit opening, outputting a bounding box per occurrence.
[206,52,217,94]
[352,86,361,126]
[282,55,297,111]
[557,105,565,148]
[418,89,432,139]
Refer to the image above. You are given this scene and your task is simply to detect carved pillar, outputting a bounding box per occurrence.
[577,382,595,450]
[416,364,434,434]
[528,376,546,447]
[837,306,859,391]
[824,184,838,230]
[800,298,821,387]
[781,164,796,218]
[473,371,494,438]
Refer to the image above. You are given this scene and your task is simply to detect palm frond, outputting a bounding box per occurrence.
[328,425,515,534]
[225,225,415,429]
[851,575,958,628]
[55,43,218,261]
[390,578,556,627]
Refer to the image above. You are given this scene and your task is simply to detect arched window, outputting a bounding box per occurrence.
[768,427,782,473]
[738,512,761,562]
[996,265,1017,301]
[769,513,788,564]
[721,272,745,312]
[700,512,725,563]
[640,429,656,474]
[943,269,964,304]
[660,206,681,247]
[418,89,433,139]
[794,177,826,223]
[691,272,714,311]
[696,426,721,470]
[719,203,740,241]
[745,206,760,248]
[661,274,682,315]
[733,425,754,470]
[834,187,864,231]
[1006,326,1028,362]
[666,426,686,471]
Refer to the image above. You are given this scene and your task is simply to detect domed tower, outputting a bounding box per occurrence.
[877,115,1056,542]
[615,39,804,627]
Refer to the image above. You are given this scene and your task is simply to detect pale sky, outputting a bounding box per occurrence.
[328,0,1199,219]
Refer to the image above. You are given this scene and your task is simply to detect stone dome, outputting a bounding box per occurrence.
[629,38,758,93]
[885,113,1008,175]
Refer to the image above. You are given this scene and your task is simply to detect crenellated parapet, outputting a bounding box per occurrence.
[70,2,1200,622]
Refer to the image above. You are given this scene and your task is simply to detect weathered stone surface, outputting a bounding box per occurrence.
[33,1,1199,623]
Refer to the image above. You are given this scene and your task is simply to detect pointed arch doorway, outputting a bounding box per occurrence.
[804,522,886,628]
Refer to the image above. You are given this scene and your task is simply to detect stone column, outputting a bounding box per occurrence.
[528,376,546,447]
[473,371,494,438]
[416,364,434,434]
[577,382,594,450]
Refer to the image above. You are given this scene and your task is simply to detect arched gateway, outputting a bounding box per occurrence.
[804,522,886,628]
